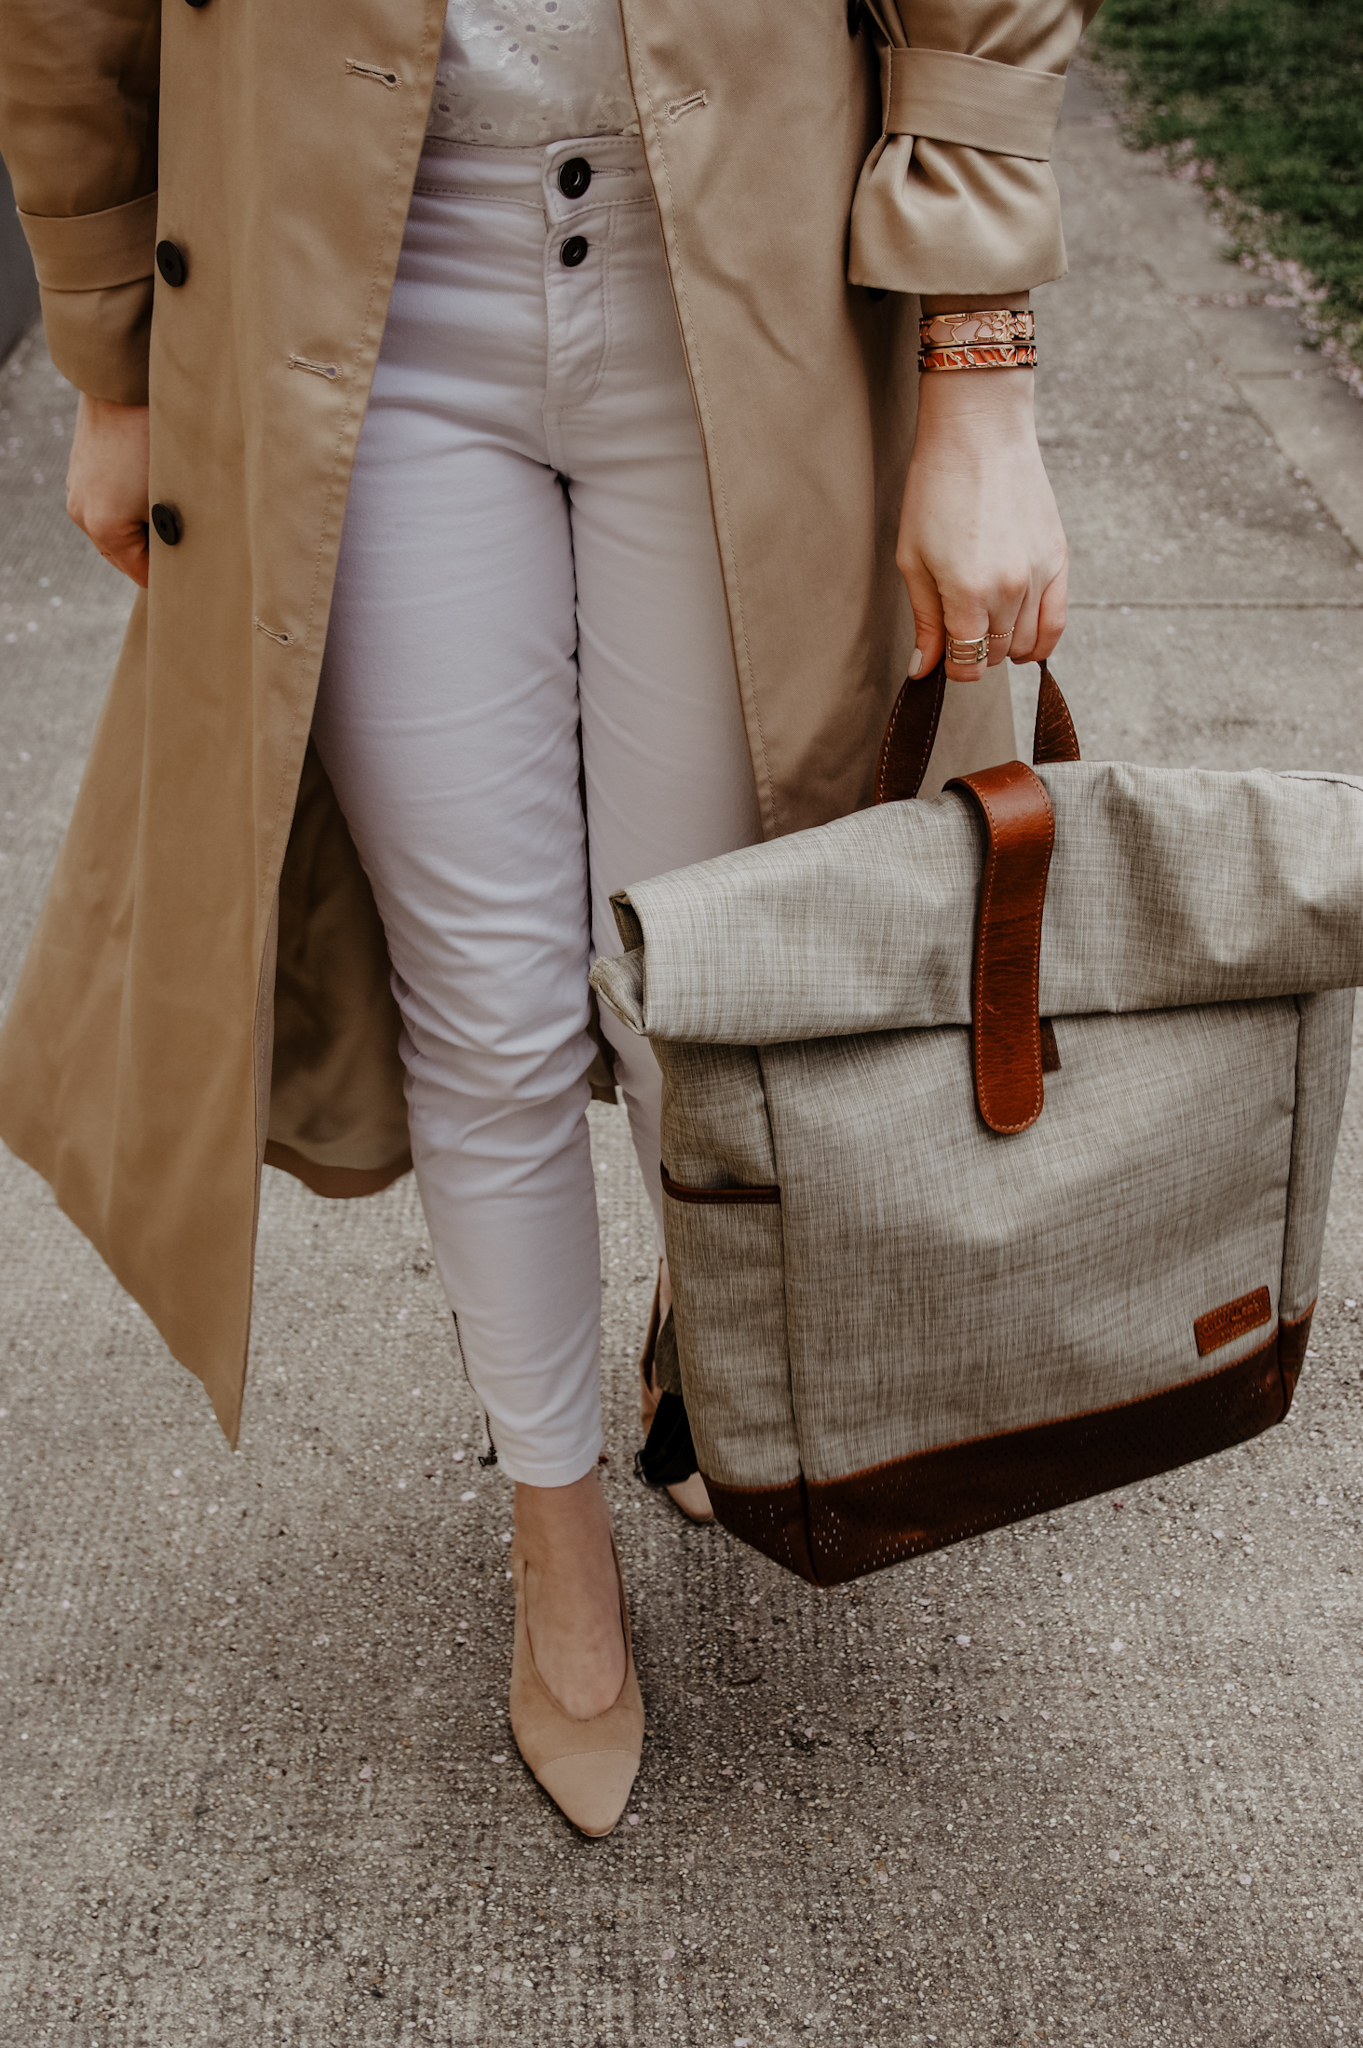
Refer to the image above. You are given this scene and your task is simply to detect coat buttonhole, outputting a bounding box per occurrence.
[664,91,707,122]
[287,354,340,380]
[345,58,400,88]
[253,617,291,646]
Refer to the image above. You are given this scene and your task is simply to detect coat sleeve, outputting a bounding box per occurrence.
[0,0,160,402]
[850,0,1103,295]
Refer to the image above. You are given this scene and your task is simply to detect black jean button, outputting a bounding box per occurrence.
[558,157,592,199]
[155,240,188,288]
[560,236,589,268]
[150,503,183,546]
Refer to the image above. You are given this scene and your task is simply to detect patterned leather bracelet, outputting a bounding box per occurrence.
[918,307,1036,372]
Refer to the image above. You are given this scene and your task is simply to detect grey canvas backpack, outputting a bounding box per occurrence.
[591,666,1362,1586]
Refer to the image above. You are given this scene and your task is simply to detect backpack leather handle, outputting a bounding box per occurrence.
[1031,660,1081,767]
[874,658,1080,806]
[945,760,1056,1136]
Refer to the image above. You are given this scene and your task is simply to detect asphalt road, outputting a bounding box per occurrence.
[1,66,1360,2048]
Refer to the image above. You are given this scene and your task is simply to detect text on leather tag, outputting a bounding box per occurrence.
[1194,1286,1272,1359]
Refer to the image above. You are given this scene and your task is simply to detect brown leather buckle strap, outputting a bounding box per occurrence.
[872,660,1073,1127]
[873,658,1080,806]
[946,761,1055,1135]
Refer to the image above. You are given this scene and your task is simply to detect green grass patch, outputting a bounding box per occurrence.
[1090,0,1363,358]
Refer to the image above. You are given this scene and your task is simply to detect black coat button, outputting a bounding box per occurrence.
[156,240,188,288]
[184,0,211,7]
[558,157,592,198]
[560,236,589,268]
[150,503,184,546]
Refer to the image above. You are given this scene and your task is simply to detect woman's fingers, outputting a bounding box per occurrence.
[901,517,1025,682]
[915,567,1061,681]
[1010,555,1067,664]
[1030,559,1069,663]
[1005,575,1041,668]
[66,393,152,589]
[984,589,1028,675]
[900,561,945,679]
[941,610,993,683]
[944,569,1025,681]
[902,557,1024,684]
[87,518,151,588]
[66,494,150,588]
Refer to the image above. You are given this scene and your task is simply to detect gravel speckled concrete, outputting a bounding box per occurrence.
[2,68,1361,2048]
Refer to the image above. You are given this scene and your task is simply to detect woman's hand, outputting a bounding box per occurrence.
[897,360,1067,684]
[66,393,151,588]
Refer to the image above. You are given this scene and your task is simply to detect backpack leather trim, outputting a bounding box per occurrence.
[661,1164,781,1205]
[704,1312,1309,1588]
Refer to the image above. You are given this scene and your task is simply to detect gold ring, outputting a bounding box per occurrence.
[987,629,1013,641]
[945,634,990,665]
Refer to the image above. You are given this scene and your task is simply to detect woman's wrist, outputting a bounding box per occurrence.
[77,391,149,424]
[914,364,1037,446]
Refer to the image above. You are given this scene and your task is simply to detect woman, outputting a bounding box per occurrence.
[0,0,1089,1836]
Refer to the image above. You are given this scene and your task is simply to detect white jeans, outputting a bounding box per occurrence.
[313,138,762,1486]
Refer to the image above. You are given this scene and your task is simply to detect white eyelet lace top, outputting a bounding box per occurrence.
[426,0,638,147]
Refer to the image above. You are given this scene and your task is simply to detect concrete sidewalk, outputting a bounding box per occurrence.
[2,67,1361,2048]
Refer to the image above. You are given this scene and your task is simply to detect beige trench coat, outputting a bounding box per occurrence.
[0,0,1098,1440]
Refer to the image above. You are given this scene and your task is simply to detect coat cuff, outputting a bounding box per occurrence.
[849,138,1067,297]
[848,17,1083,297]
[18,191,157,403]
[882,47,1065,162]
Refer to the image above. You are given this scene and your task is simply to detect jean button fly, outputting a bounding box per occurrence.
[558,157,592,198]
[560,236,589,268]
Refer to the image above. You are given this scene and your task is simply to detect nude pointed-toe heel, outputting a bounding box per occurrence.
[509,1541,644,1839]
